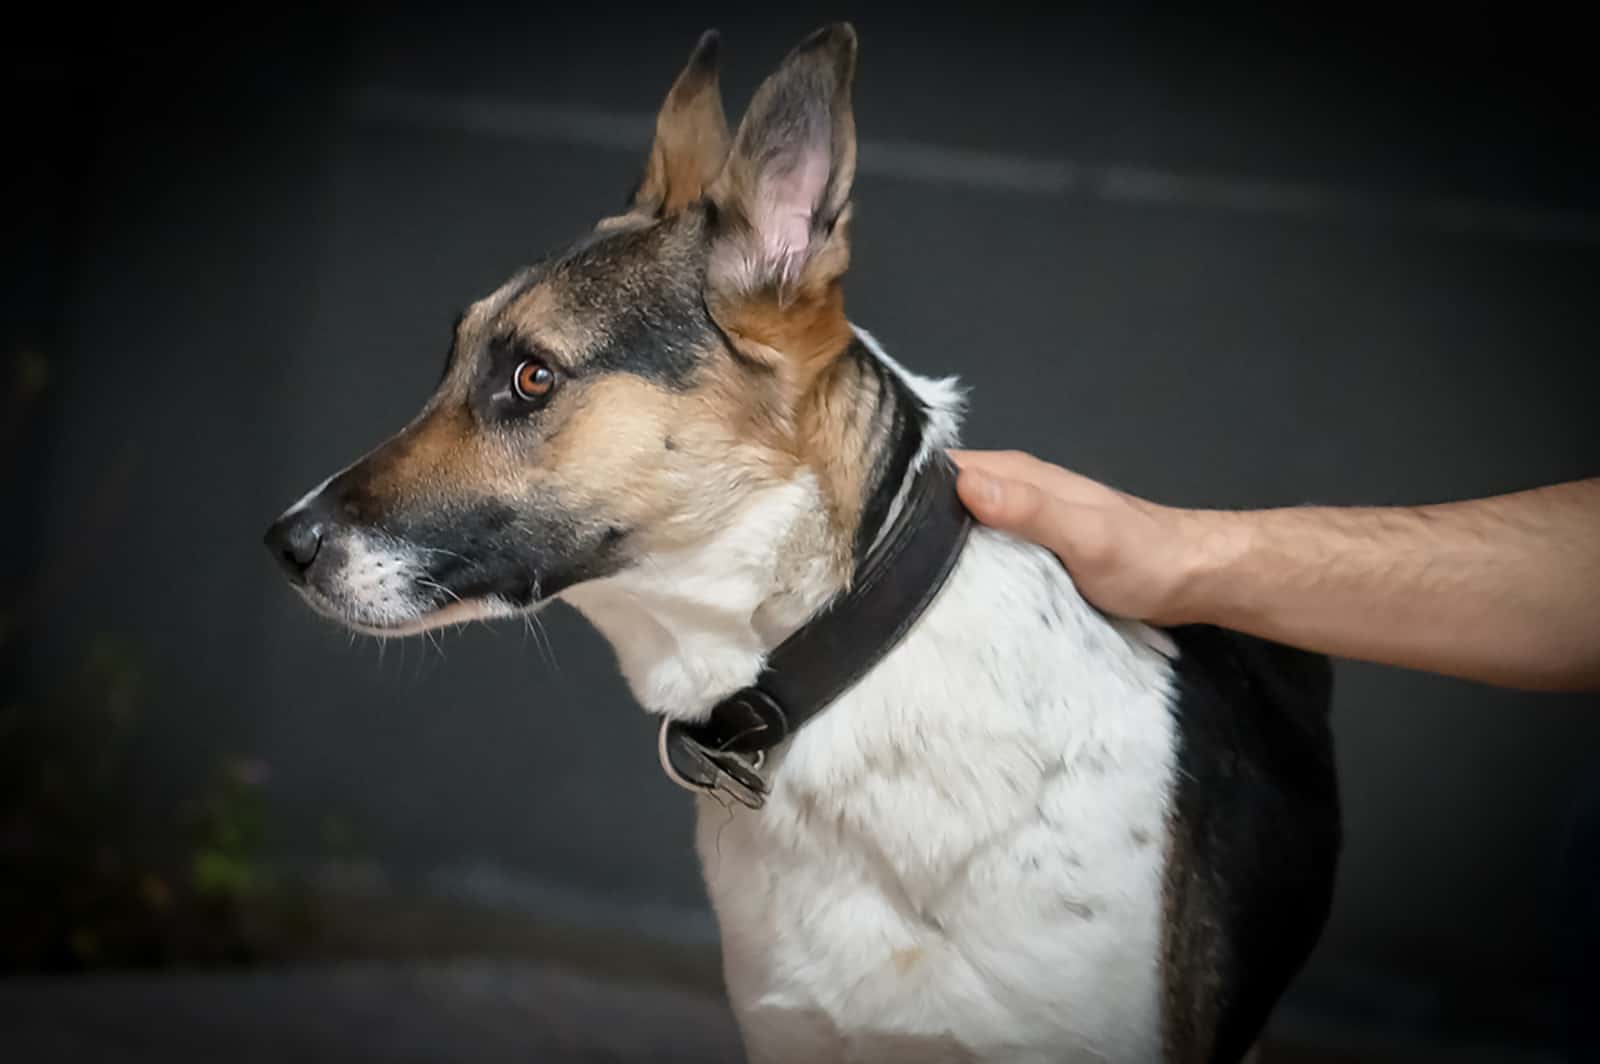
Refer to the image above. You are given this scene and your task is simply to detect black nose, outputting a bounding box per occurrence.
[264,507,325,582]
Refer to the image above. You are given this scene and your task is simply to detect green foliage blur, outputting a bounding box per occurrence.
[1,348,324,971]
[0,634,320,971]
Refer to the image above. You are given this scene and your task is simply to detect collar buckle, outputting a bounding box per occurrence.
[658,717,770,809]
[659,684,790,809]
[657,686,788,809]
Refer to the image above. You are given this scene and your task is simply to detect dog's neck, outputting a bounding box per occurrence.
[561,326,962,722]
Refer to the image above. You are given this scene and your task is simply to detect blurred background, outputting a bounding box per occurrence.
[3,3,1597,1061]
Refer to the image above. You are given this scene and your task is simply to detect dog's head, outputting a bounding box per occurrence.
[265,26,881,637]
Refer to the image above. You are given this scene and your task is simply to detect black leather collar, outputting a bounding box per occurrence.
[657,455,973,808]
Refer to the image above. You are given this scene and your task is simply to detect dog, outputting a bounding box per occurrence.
[264,24,1340,1063]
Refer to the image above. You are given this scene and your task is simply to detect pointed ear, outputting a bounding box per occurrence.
[630,30,731,216]
[707,23,857,297]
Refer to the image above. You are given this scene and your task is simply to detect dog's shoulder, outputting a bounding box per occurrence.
[1159,624,1341,1063]
[1168,623,1334,740]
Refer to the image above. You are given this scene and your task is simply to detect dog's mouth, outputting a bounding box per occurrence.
[292,580,525,637]
[280,528,541,637]
[266,485,631,637]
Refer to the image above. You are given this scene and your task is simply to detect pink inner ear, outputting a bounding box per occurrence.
[754,146,830,285]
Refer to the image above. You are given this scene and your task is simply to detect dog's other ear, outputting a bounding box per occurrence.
[629,30,731,216]
[707,23,857,299]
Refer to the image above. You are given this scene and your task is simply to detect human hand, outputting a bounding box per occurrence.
[950,450,1228,625]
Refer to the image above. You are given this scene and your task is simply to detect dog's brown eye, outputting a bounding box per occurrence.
[513,359,556,401]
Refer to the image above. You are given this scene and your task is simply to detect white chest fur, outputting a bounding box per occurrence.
[695,528,1181,1064]
[560,327,1185,1062]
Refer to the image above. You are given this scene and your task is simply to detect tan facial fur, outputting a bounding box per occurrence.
[268,24,882,632]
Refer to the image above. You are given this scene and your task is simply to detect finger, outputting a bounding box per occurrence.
[957,468,1077,559]
[949,449,1043,479]
[949,449,1105,503]
[955,465,1007,519]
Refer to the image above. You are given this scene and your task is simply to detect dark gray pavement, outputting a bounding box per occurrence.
[0,961,743,1064]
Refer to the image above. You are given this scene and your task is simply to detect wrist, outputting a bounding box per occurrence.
[1163,508,1251,626]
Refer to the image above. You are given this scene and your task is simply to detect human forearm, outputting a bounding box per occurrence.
[1175,483,1600,691]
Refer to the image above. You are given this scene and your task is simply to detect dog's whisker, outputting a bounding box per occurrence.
[519,611,553,670]
[416,577,463,604]
[532,613,559,671]
[528,611,553,668]
[414,545,468,562]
